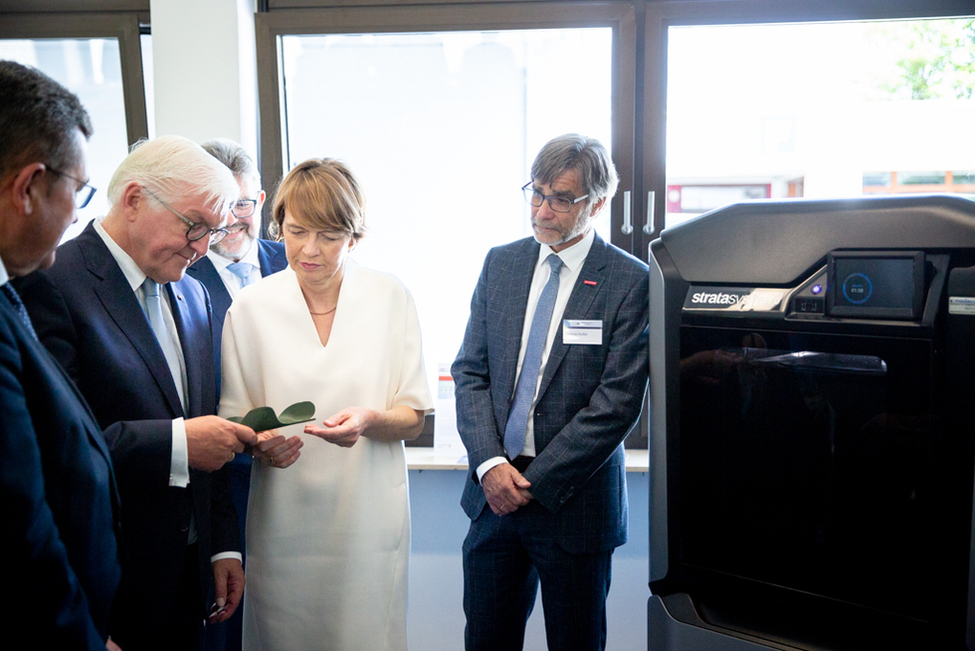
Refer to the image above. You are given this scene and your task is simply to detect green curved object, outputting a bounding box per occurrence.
[226,401,316,432]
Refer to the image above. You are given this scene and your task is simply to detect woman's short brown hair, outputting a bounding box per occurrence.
[269,158,367,241]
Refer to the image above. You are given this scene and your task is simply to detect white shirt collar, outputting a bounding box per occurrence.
[93,219,148,292]
[537,227,596,273]
[206,239,261,273]
[0,256,10,287]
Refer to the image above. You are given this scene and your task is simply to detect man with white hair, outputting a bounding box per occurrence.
[17,135,261,650]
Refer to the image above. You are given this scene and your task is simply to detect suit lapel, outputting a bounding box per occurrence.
[536,233,609,400]
[188,258,231,323]
[80,225,184,416]
[168,279,210,418]
[257,239,287,276]
[497,239,540,420]
[48,342,115,464]
[45,339,123,515]
[2,294,109,455]
[2,295,122,517]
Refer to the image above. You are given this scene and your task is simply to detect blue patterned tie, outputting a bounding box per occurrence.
[503,254,563,459]
[227,261,257,288]
[2,282,39,341]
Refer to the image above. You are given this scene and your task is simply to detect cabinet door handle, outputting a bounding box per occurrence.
[643,191,656,235]
[621,190,633,235]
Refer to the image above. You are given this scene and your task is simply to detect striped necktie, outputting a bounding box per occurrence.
[2,282,39,341]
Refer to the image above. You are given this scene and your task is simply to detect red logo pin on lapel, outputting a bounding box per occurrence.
[583,280,597,286]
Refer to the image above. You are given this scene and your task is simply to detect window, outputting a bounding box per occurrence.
[899,171,947,185]
[662,17,975,227]
[258,4,636,400]
[0,11,149,238]
[863,172,893,187]
[0,38,130,239]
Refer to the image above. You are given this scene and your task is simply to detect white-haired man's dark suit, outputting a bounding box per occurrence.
[17,222,236,650]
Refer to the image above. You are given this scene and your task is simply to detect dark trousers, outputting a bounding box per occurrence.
[112,543,204,651]
[205,456,251,651]
[463,503,613,651]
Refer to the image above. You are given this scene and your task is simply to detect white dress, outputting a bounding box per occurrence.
[219,260,434,651]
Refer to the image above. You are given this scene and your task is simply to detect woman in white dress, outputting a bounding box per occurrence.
[218,158,434,651]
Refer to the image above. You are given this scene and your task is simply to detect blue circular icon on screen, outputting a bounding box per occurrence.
[842,273,873,304]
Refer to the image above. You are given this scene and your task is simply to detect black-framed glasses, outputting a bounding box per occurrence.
[522,182,589,214]
[143,188,229,244]
[231,199,258,218]
[47,166,96,209]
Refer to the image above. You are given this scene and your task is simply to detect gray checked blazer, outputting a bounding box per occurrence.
[452,232,649,554]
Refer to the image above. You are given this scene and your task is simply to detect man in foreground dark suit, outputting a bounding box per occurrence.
[188,138,287,651]
[0,59,121,650]
[452,134,650,651]
[17,135,260,651]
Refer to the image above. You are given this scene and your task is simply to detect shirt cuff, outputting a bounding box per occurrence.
[170,417,190,488]
[476,456,508,482]
[211,552,243,564]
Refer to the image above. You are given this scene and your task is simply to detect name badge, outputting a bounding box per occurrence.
[562,320,602,345]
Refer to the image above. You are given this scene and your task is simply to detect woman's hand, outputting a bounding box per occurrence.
[251,428,304,468]
[304,407,375,448]
[304,405,425,447]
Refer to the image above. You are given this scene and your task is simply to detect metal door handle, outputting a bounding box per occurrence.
[621,190,633,235]
[644,191,656,235]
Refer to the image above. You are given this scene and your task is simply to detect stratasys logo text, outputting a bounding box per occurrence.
[690,291,748,306]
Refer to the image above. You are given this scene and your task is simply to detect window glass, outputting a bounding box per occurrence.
[141,33,155,140]
[0,38,131,240]
[666,18,975,227]
[280,29,613,391]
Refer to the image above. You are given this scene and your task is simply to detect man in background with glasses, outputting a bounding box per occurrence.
[0,59,122,650]
[189,138,287,392]
[452,134,650,650]
[17,135,269,651]
[188,138,287,651]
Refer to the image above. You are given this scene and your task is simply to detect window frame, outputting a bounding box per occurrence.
[255,2,640,253]
[641,0,975,258]
[0,10,150,146]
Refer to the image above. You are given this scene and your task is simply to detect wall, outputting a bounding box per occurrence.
[148,0,258,152]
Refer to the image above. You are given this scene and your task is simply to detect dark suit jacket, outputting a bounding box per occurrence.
[15,222,238,643]
[0,286,121,648]
[186,239,287,391]
[452,233,649,553]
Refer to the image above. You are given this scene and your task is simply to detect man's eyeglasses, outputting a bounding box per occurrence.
[522,182,589,214]
[143,188,229,244]
[231,199,258,218]
[47,166,96,209]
